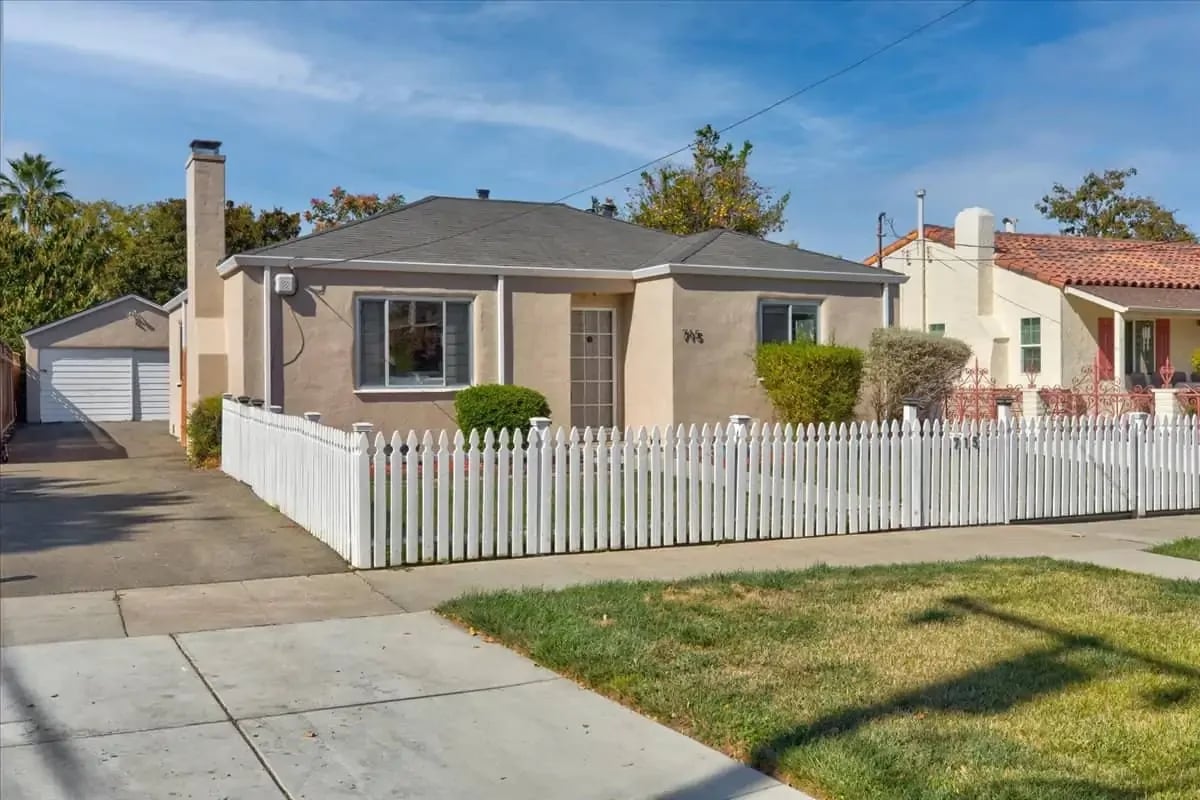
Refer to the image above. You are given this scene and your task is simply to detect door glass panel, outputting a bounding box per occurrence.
[570,309,616,429]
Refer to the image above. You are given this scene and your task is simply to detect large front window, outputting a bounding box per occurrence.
[759,302,819,344]
[357,298,471,388]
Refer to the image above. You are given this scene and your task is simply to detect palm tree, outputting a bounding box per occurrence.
[0,153,73,234]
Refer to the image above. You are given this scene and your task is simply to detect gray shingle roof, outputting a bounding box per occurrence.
[247,196,898,279]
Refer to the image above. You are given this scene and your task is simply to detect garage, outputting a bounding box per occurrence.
[22,295,171,424]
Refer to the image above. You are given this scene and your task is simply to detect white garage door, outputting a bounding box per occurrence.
[39,348,169,423]
[133,350,169,421]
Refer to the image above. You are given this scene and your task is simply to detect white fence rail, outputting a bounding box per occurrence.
[220,398,1200,569]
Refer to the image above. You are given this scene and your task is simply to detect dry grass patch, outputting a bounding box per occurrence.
[441,559,1200,800]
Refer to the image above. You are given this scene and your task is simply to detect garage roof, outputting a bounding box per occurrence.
[22,295,165,339]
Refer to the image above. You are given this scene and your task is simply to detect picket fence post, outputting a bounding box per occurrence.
[1129,412,1150,518]
[350,422,374,567]
[996,397,1014,523]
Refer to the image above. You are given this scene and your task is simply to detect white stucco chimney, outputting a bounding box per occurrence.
[185,139,227,407]
[955,207,995,316]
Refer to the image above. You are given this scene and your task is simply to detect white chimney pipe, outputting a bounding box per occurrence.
[916,189,927,329]
[1002,217,1017,233]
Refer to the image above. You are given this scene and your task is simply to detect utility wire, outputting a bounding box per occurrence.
[270,0,981,272]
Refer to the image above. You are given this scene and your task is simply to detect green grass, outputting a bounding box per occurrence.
[1148,538,1200,562]
[440,559,1200,800]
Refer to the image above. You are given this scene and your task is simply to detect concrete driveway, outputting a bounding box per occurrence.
[0,422,346,597]
[0,612,804,800]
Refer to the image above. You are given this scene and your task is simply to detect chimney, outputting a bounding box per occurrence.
[1002,217,1017,233]
[955,207,996,316]
[600,197,617,218]
[185,139,227,408]
[476,188,490,200]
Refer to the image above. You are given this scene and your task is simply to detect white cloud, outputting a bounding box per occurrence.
[4,0,356,100]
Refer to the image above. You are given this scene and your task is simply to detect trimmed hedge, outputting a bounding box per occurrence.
[187,395,223,467]
[1192,347,1200,374]
[865,328,972,420]
[755,341,864,425]
[455,384,551,435]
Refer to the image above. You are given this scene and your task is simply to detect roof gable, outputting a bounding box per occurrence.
[22,294,166,339]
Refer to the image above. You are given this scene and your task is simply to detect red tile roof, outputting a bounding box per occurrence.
[864,225,1200,289]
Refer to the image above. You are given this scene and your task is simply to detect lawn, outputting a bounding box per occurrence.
[440,559,1200,800]
[1149,538,1200,562]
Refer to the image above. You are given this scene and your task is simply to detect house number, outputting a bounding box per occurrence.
[682,329,705,343]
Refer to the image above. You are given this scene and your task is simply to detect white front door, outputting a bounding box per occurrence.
[570,309,616,429]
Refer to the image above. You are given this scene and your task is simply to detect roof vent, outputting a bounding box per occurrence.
[476,188,490,200]
[1002,217,1017,233]
[189,139,222,155]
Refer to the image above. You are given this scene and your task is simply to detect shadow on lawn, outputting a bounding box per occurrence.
[654,596,1198,800]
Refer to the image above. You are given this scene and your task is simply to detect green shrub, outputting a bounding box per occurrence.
[187,395,223,467]
[755,341,864,425]
[864,328,972,420]
[1191,347,1200,374]
[455,384,551,435]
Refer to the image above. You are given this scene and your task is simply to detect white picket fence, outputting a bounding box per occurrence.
[220,398,1200,568]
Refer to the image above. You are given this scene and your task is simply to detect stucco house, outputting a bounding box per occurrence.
[868,207,1200,389]
[168,140,905,438]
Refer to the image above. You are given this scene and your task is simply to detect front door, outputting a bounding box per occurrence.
[570,309,615,429]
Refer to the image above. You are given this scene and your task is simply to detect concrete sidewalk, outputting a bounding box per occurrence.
[3,516,1197,646]
[0,613,805,800]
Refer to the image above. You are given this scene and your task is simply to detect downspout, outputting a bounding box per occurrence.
[263,266,272,406]
[916,189,927,331]
[496,275,507,384]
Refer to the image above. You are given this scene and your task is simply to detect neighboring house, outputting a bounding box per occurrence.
[22,294,170,423]
[868,207,1200,389]
[170,140,905,436]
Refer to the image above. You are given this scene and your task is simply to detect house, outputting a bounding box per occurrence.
[169,140,905,436]
[868,207,1200,389]
[22,294,170,423]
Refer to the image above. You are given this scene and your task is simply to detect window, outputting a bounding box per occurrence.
[1124,320,1155,376]
[759,302,819,344]
[928,323,946,337]
[1020,317,1041,374]
[357,298,471,388]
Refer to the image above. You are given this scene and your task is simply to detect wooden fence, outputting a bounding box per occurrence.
[0,343,19,446]
[220,398,1200,569]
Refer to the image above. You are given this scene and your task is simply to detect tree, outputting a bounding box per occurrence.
[626,125,789,238]
[1035,168,1196,242]
[304,186,404,231]
[0,153,74,234]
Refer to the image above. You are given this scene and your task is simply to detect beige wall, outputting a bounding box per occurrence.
[276,268,497,432]
[668,275,884,425]
[168,305,184,438]
[23,298,169,423]
[222,268,264,400]
[623,277,674,428]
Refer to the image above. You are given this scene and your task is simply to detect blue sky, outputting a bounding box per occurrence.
[3,0,1198,257]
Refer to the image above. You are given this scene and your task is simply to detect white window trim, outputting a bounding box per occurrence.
[757,299,822,345]
[1019,317,1042,374]
[354,295,475,391]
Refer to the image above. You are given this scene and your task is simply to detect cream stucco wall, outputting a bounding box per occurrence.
[169,304,184,438]
[623,277,675,429]
[1061,295,1107,386]
[887,240,1064,385]
[222,267,264,400]
[669,275,885,425]
[23,297,169,424]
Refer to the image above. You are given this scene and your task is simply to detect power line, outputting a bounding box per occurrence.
[267,0,981,273]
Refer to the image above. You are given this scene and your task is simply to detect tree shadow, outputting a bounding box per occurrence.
[4,421,128,463]
[653,596,1199,799]
[0,473,192,556]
